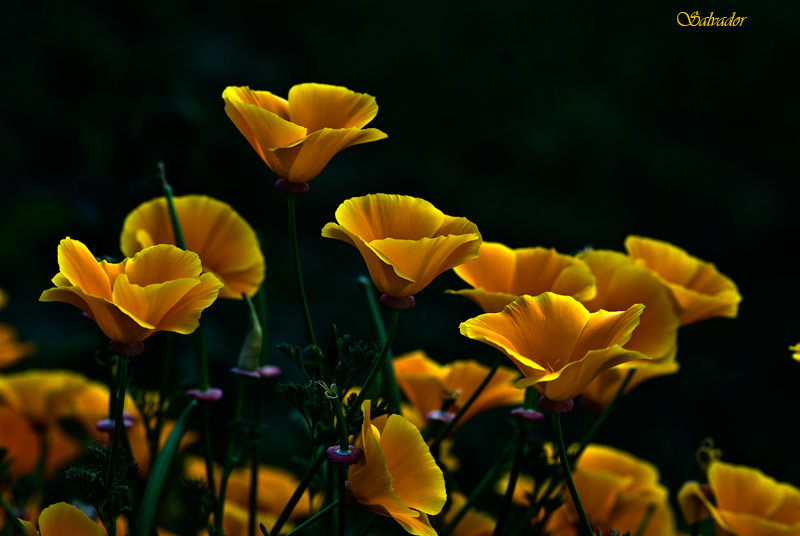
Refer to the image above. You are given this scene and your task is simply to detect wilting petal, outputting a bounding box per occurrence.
[56,238,112,299]
[625,236,741,325]
[38,502,105,536]
[288,83,379,131]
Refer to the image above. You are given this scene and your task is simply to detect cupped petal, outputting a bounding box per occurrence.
[224,91,307,163]
[223,86,291,120]
[625,236,741,325]
[379,414,446,514]
[56,238,112,299]
[333,194,445,242]
[121,196,265,299]
[39,286,152,343]
[709,462,800,523]
[38,502,106,536]
[123,244,203,286]
[151,273,223,334]
[267,127,387,183]
[288,83,380,131]
[570,304,646,363]
[369,234,482,296]
[111,274,199,329]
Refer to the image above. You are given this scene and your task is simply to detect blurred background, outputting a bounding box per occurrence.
[1,0,798,528]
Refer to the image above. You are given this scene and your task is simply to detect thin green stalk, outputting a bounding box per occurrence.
[217,376,249,533]
[107,354,130,536]
[337,465,346,536]
[269,448,327,536]
[553,413,594,536]
[151,334,173,466]
[357,276,386,342]
[286,194,316,346]
[578,369,635,452]
[283,500,339,536]
[632,504,655,536]
[249,402,260,536]
[345,308,400,420]
[441,439,515,536]
[430,355,503,451]
[157,162,187,250]
[357,276,400,410]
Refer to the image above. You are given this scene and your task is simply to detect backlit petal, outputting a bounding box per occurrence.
[156,273,224,334]
[288,83,379,131]
[38,502,105,536]
[224,91,307,162]
[223,86,291,120]
[56,238,111,300]
[333,194,445,242]
[123,244,202,286]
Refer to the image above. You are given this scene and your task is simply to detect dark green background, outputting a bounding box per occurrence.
[1,0,797,530]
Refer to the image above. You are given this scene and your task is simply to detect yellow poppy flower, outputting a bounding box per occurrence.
[544,445,678,536]
[0,288,36,369]
[576,250,680,408]
[678,461,800,535]
[322,194,482,300]
[459,293,647,402]
[348,401,446,536]
[0,370,147,479]
[40,238,223,344]
[19,502,105,536]
[790,343,800,362]
[393,350,524,427]
[625,236,741,325]
[120,195,265,299]
[222,83,387,184]
[449,242,597,313]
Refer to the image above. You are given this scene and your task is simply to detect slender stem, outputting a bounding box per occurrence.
[283,500,339,536]
[286,193,316,346]
[157,162,187,250]
[356,277,400,409]
[201,404,218,533]
[269,448,327,536]
[579,369,635,452]
[358,276,387,342]
[151,334,173,466]
[192,325,210,391]
[431,355,503,451]
[249,401,260,536]
[441,439,515,536]
[553,413,594,536]
[632,504,655,536]
[107,354,130,536]
[217,376,249,533]
[1,496,27,534]
[345,309,400,420]
[337,465,346,536]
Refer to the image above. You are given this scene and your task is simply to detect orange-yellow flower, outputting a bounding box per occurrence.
[0,288,35,369]
[348,401,446,536]
[322,194,481,299]
[545,445,678,536]
[19,502,105,536]
[0,370,162,479]
[790,343,800,363]
[223,83,387,184]
[393,351,524,427]
[625,235,741,325]
[449,242,597,313]
[678,461,800,535]
[576,250,680,408]
[40,238,223,344]
[120,195,264,299]
[459,292,647,402]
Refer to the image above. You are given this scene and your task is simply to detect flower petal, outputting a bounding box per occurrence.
[223,86,291,120]
[38,502,106,536]
[288,83,380,131]
[124,244,203,286]
[333,194,445,242]
[379,414,446,515]
[156,273,224,334]
[267,127,387,183]
[56,238,112,300]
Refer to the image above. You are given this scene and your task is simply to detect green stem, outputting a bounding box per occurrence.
[283,500,339,536]
[345,309,400,420]
[430,355,503,451]
[249,402,260,536]
[337,465,346,536]
[578,369,635,452]
[107,354,130,536]
[553,413,594,536]
[269,448,327,536]
[440,439,515,536]
[358,276,387,343]
[632,504,655,536]
[217,376,249,533]
[357,277,400,410]
[492,388,535,536]
[151,334,173,466]
[157,162,187,250]
[286,194,316,347]
[0,496,27,535]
